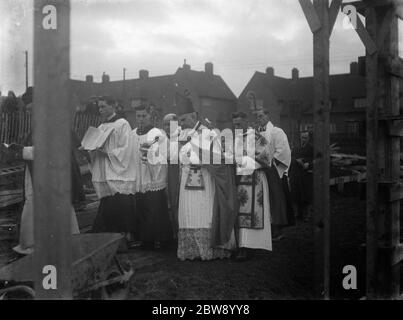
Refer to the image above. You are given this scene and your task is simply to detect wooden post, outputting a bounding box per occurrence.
[312,0,330,300]
[33,0,72,299]
[365,1,400,299]
[25,50,29,91]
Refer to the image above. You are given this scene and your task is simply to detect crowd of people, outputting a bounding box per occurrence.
[7,92,314,261]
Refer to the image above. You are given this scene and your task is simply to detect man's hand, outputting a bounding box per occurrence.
[90,148,108,156]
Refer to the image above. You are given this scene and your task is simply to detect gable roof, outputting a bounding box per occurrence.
[238,69,367,117]
[70,64,236,111]
[174,67,236,100]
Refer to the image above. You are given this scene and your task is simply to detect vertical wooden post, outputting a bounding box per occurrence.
[365,3,400,299]
[25,50,29,91]
[365,4,378,300]
[33,0,72,299]
[312,0,330,299]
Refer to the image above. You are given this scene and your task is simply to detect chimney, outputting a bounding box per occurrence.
[139,69,149,80]
[266,67,274,77]
[102,72,110,83]
[183,59,191,71]
[358,56,366,77]
[205,62,213,75]
[350,62,359,75]
[85,75,93,83]
[291,68,299,80]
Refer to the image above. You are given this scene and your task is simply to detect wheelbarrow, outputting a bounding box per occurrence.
[0,233,133,299]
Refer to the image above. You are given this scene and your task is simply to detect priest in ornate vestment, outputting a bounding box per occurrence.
[176,92,238,261]
[229,112,272,260]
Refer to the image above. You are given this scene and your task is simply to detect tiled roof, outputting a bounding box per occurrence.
[70,65,236,111]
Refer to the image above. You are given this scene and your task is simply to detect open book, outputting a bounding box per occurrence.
[81,126,115,151]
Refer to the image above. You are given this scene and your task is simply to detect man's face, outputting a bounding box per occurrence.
[98,100,115,120]
[232,117,248,132]
[163,119,171,134]
[179,112,196,129]
[300,133,309,146]
[255,110,269,127]
[136,109,152,128]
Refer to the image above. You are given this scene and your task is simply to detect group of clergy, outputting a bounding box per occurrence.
[86,93,295,261]
[8,92,296,261]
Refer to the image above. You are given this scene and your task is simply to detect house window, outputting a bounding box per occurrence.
[354,97,366,108]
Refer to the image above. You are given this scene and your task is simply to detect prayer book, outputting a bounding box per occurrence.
[81,126,115,151]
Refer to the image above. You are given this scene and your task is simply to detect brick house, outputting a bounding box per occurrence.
[238,57,403,154]
[70,62,237,129]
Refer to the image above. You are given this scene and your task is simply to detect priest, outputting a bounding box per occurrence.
[176,92,237,261]
[89,96,137,235]
[132,104,172,249]
[163,113,181,240]
[231,112,272,261]
[255,108,293,240]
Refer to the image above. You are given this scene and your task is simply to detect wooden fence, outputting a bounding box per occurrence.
[0,111,101,144]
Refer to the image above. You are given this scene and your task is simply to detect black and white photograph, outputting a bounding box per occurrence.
[0,0,403,305]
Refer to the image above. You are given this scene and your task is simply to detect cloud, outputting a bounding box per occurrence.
[1,0,373,96]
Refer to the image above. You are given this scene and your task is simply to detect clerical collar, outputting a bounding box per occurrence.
[104,113,118,123]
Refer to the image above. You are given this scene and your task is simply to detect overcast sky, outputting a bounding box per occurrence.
[1,0,402,97]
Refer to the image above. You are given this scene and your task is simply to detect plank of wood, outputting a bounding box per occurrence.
[0,189,23,196]
[299,0,322,33]
[0,196,23,208]
[355,14,378,55]
[329,0,342,35]
[33,0,72,299]
[312,0,330,300]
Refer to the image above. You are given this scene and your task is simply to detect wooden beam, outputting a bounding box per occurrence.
[366,3,401,299]
[299,0,322,33]
[342,0,395,15]
[365,5,378,300]
[397,2,403,20]
[376,6,397,50]
[312,0,330,300]
[385,118,403,137]
[383,56,403,79]
[329,0,342,35]
[33,0,72,299]
[355,14,378,55]
[378,244,403,266]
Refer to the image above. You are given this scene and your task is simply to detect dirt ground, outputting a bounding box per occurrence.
[125,187,368,300]
[2,183,400,300]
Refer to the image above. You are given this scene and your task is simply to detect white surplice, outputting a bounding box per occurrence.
[260,121,291,178]
[132,127,168,193]
[89,118,137,199]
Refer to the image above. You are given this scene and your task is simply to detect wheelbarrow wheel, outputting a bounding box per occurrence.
[0,285,35,300]
[101,270,130,300]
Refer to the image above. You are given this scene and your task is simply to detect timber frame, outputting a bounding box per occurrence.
[300,0,402,299]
